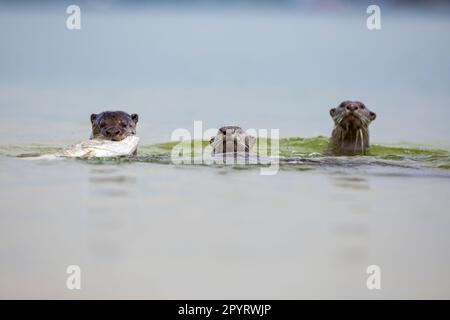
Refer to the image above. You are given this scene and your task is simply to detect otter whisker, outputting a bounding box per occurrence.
[334,114,345,125]
[361,117,368,126]
[359,129,364,154]
[354,129,359,153]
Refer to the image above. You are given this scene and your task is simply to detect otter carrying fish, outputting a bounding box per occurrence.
[60,111,140,158]
[328,101,376,156]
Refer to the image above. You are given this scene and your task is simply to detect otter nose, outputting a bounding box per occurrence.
[106,128,121,136]
[346,104,358,112]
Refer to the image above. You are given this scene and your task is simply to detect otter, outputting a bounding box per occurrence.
[209,126,256,155]
[328,101,376,156]
[90,111,139,142]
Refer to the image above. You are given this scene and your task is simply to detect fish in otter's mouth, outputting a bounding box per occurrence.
[328,101,377,156]
[209,126,256,155]
[90,111,139,142]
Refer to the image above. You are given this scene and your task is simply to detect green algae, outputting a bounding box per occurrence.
[2,136,449,171]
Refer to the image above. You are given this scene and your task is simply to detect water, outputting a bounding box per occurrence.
[1,4,450,298]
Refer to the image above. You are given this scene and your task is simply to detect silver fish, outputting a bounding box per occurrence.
[60,136,140,158]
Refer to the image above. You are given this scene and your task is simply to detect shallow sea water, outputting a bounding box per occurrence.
[1,4,450,298]
[1,139,450,298]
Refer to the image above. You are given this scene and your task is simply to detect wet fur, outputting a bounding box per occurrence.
[90,111,139,154]
[209,126,255,155]
[328,101,376,156]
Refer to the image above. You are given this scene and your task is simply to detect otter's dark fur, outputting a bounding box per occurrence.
[90,111,139,142]
[328,101,376,156]
[209,126,256,155]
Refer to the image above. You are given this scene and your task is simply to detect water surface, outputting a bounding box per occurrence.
[1,4,450,298]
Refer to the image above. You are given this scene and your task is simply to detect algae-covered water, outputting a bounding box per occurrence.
[1,4,450,299]
[1,137,450,299]
[5,136,450,173]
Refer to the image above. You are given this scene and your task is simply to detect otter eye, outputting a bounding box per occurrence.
[121,123,127,128]
[100,123,106,128]
[361,105,365,109]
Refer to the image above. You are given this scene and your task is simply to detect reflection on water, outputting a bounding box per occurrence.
[329,174,370,190]
[87,166,139,260]
[328,173,370,263]
[1,155,450,298]
[1,4,450,298]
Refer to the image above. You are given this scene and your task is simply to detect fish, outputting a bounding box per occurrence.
[21,136,141,160]
[60,136,140,158]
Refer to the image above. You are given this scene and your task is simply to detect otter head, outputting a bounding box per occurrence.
[329,100,376,130]
[328,101,376,155]
[209,126,256,154]
[90,111,139,141]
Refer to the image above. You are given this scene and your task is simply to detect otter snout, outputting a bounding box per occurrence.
[102,127,127,141]
[345,103,360,112]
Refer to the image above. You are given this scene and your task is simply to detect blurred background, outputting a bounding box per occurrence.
[1,0,450,146]
[1,0,450,300]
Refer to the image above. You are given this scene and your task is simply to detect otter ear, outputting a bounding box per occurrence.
[131,113,139,124]
[90,113,97,124]
[369,111,376,121]
[329,108,336,117]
